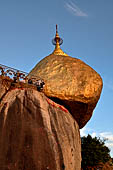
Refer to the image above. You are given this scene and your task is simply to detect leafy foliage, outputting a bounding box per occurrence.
[81,134,111,169]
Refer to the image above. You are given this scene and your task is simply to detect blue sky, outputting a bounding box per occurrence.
[0,0,113,156]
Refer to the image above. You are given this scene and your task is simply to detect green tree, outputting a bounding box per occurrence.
[81,134,111,169]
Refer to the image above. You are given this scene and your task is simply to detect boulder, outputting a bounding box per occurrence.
[29,54,103,128]
[0,78,81,170]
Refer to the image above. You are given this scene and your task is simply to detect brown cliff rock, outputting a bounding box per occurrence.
[29,54,103,128]
[0,79,81,170]
[0,76,12,100]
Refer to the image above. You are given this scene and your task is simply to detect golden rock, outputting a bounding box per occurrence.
[29,25,103,128]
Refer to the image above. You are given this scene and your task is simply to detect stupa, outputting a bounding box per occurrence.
[29,25,103,129]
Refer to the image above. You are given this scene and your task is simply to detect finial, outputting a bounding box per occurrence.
[56,24,58,33]
[52,25,63,46]
[51,25,68,56]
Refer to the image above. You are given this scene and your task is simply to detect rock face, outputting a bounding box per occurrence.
[0,76,11,100]
[0,79,81,170]
[30,54,103,128]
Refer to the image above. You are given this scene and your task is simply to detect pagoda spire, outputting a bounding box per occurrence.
[52,25,68,56]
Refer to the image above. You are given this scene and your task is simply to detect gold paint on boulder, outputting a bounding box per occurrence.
[29,26,103,128]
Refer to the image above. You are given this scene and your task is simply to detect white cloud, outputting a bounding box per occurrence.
[106,143,113,147]
[80,127,87,136]
[91,132,97,138]
[80,127,113,157]
[65,1,88,17]
[100,132,113,141]
[99,132,113,156]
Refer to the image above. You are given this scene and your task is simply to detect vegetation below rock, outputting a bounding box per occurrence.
[81,134,112,169]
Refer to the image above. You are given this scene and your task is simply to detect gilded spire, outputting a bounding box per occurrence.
[52,25,68,56]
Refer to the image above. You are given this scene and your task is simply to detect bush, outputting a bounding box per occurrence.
[81,134,111,169]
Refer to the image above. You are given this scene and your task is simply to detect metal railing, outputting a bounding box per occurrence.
[0,63,43,85]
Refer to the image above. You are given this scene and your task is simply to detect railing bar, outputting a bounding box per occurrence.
[0,63,42,79]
